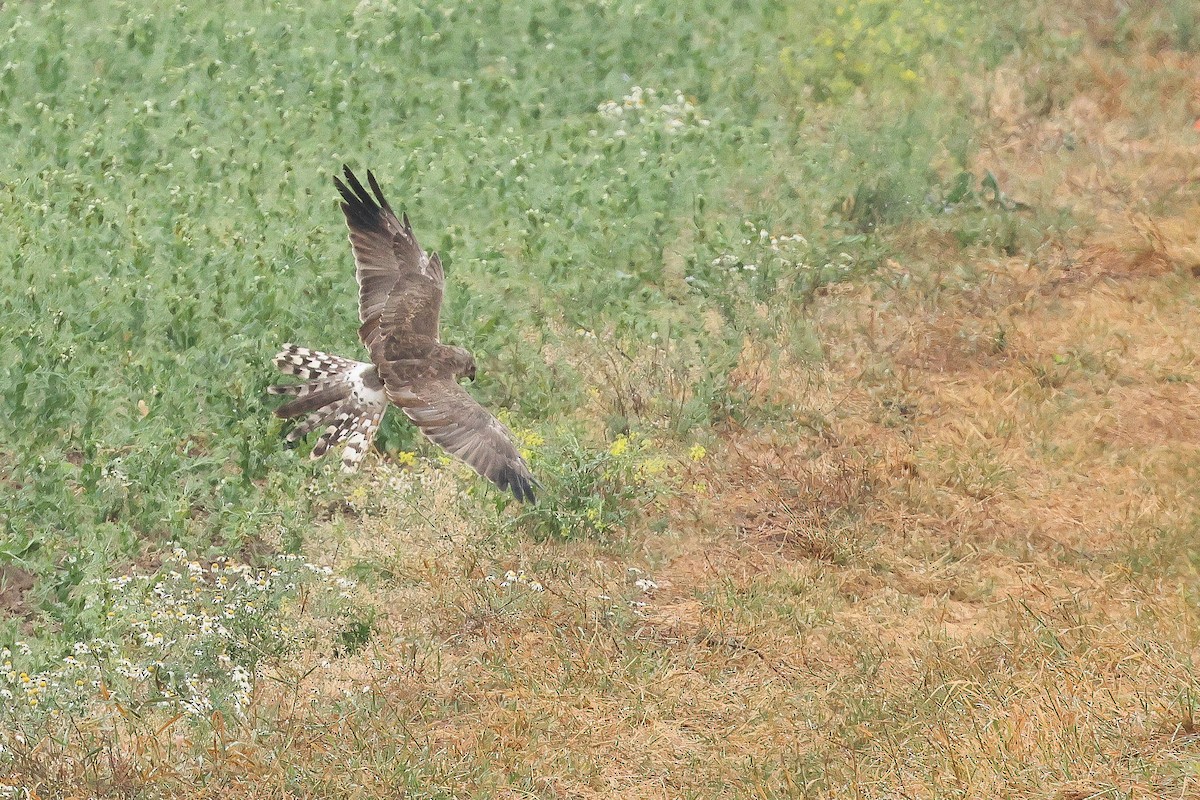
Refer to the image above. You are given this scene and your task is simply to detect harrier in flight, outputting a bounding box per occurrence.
[268,166,537,502]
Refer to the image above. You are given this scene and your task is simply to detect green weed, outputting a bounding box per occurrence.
[0,550,357,767]
[497,429,681,543]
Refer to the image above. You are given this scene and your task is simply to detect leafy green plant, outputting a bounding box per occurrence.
[0,548,358,770]
[780,0,979,103]
[505,431,676,542]
[333,612,377,658]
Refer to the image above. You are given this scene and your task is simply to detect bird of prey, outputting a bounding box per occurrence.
[268,166,537,502]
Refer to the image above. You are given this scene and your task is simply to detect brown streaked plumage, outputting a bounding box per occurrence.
[268,166,537,503]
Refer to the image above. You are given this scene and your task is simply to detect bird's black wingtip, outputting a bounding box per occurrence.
[514,481,537,504]
[337,165,358,196]
[334,165,385,228]
[498,466,538,504]
[365,169,392,211]
[332,172,356,208]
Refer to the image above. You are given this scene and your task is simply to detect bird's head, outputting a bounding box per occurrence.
[449,346,477,382]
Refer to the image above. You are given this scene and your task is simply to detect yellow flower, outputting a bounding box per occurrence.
[396,451,417,467]
[348,486,368,504]
[516,429,544,448]
[639,457,666,477]
[688,444,707,462]
[609,436,629,457]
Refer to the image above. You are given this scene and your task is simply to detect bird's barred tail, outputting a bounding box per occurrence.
[268,344,388,472]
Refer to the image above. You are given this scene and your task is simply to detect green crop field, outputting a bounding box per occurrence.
[2,0,1198,797]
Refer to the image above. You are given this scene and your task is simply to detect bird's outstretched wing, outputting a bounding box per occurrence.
[333,165,445,350]
[392,379,537,503]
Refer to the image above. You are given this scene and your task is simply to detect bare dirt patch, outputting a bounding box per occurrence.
[0,564,35,621]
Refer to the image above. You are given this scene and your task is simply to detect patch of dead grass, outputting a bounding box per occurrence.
[0,564,35,623]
